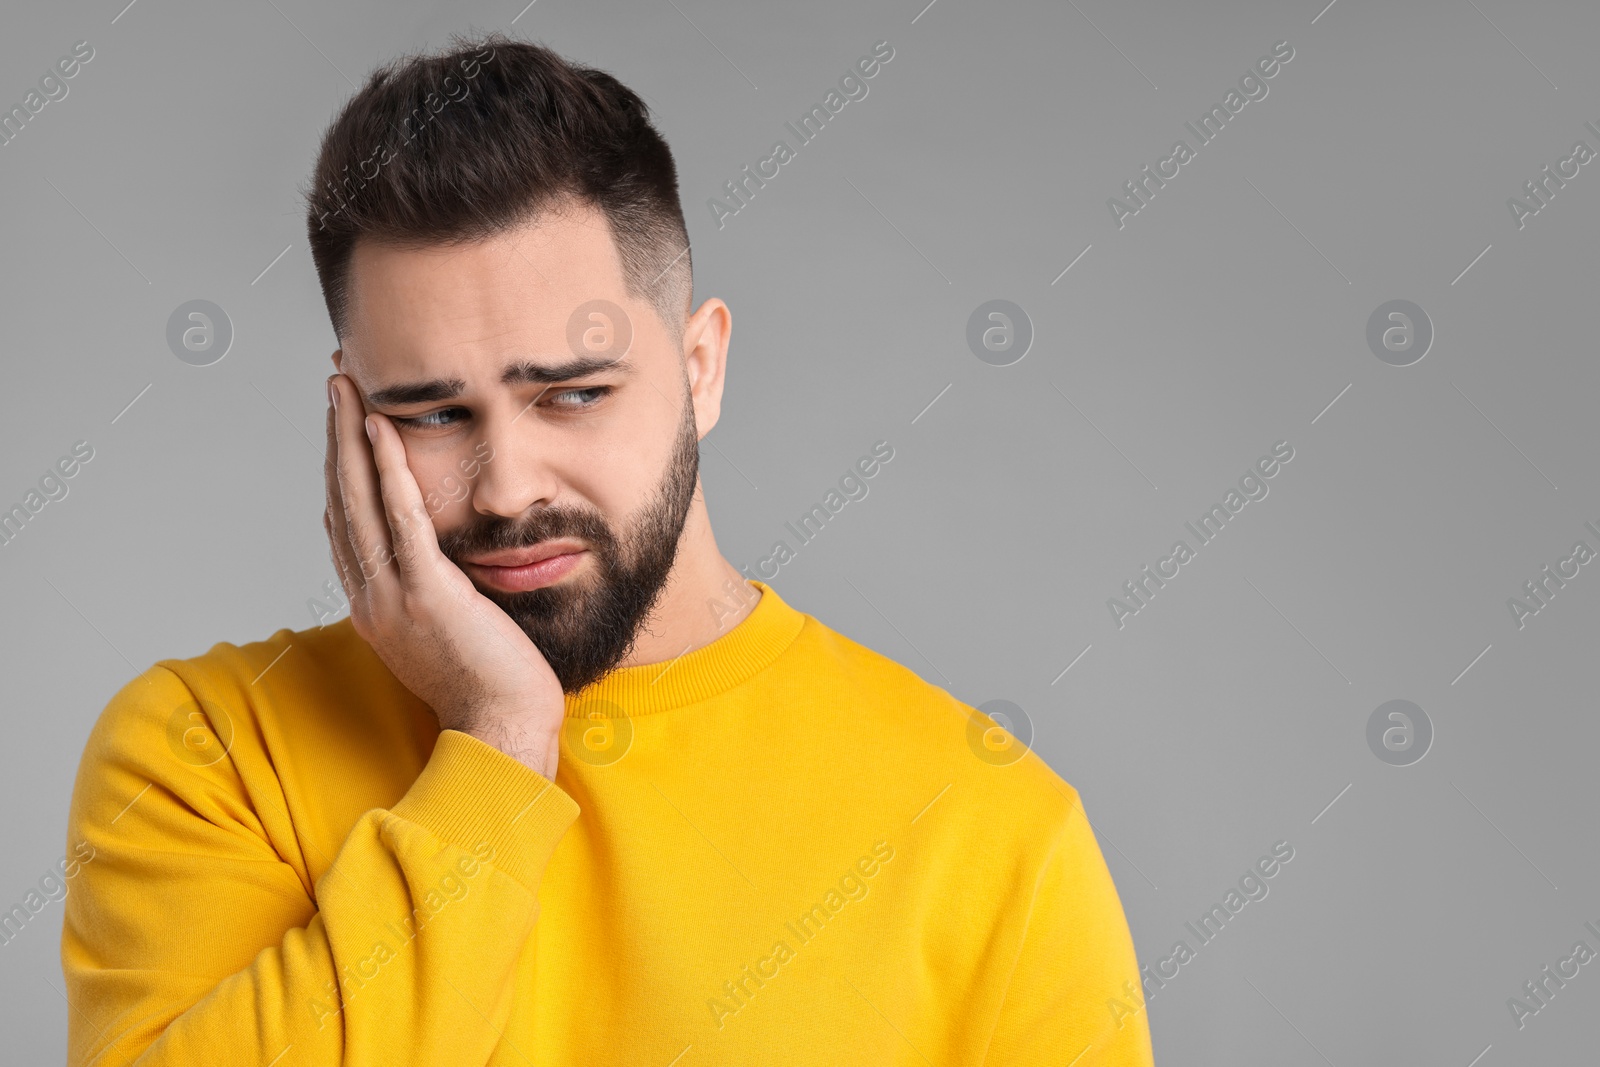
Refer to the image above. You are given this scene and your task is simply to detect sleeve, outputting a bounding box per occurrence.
[60,665,580,1066]
[981,786,1156,1066]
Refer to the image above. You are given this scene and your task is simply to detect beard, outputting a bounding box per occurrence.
[436,383,700,695]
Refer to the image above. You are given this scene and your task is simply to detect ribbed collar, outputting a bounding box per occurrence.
[561,579,804,717]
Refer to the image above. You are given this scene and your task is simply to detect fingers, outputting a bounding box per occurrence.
[329,373,395,598]
[364,410,445,586]
[324,390,361,600]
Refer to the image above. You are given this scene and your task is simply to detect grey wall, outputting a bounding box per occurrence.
[3,0,1597,1061]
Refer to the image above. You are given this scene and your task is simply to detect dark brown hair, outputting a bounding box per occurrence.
[302,32,692,342]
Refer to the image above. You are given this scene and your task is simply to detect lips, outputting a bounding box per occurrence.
[462,542,589,594]
[464,540,586,568]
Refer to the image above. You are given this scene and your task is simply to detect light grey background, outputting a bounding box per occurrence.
[3,0,1597,1062]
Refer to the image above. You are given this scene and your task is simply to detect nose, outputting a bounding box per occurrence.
[467,407,565,520]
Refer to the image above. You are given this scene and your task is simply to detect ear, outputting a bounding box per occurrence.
[682,298,731,441]
[331,348,343,371]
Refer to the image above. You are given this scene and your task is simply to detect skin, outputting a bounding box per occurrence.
[323,198,754,779]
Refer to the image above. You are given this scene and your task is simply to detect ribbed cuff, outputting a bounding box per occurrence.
[389,729,580,894]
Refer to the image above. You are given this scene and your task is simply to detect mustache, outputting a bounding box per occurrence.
[436,507,615,559]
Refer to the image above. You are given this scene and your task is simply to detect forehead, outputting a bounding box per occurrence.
[342,200,632,371]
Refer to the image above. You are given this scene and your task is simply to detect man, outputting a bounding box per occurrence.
[62,32,1155,1065]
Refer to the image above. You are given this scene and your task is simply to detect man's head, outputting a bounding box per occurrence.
[302,34,731,695]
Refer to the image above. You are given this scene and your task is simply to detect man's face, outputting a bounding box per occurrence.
[336,200,700,695]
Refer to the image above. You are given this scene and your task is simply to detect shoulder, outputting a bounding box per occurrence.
[781,611,1115,952]
[83,618,337,735]
[785,608,1087,834]
[73,618,411,800]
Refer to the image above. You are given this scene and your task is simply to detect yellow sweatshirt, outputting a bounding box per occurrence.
[62,578,1155,1065]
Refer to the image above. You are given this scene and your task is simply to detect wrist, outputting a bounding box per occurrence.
[458,715,561,779]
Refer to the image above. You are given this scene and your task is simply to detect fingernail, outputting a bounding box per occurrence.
[364,416,376,442]
[329,379,339,409]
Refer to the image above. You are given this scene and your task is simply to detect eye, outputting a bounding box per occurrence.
[390,407,468,429]
[549,386,612,409]
[389,386,613,431]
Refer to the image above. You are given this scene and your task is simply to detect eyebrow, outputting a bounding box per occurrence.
[363,355,635,407]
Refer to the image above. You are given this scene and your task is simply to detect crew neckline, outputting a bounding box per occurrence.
[561,579,803,717]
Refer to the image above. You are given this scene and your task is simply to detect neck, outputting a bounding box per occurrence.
[616,488,756,669]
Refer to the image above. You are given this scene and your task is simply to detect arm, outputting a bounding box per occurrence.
[61,665,578,1065]
[981,785,1155,1066]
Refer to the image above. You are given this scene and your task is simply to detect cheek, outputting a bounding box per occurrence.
[407,455,469,515]
[580,433,674,521]
[423,489,481,552]
[576,453,640,518]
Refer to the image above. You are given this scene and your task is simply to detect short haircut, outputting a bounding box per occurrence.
[302,32,692,342]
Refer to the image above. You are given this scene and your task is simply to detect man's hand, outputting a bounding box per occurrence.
[324,371,566,778]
